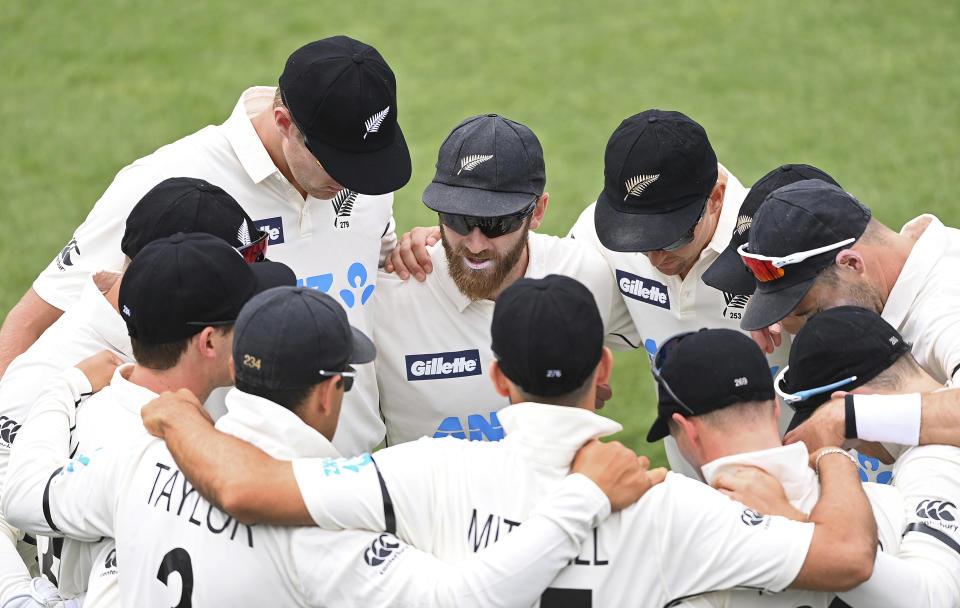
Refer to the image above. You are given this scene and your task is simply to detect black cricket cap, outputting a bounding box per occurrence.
[646,329,775,442]
[781,306,911,432]
[121,177,260,259]
[594,110,718,252]
[233,286,376,390]
[279,36,411,196]
[703,165,841,295]
[740,180,872,331]
[422,114,546,217]
[119,233,288,344]
[491,275,603,397]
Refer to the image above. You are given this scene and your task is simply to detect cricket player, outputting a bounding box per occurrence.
[0,36,412,457]
[138,276,878,606]
[3,233,290,606]
[3,285,660,607]
[0,178,292,607]
[371,113,619,444]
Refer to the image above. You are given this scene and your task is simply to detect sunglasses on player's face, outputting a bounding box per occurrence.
[318,364,357,392]
[737,237,855,283]
[774,366,858,404]
[238,229,270,263]
[439,201,537,239]
[650,331,697,416]
[659,202,707,252]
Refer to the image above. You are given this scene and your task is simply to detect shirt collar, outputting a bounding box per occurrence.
[701,441,820,510]
[223,87,283,185]
[76,274,133,358]
[499,402,623,469]
[215,388,339,460]
[105,364,160,416]
[704,163,748,256]
[882,214,946,329]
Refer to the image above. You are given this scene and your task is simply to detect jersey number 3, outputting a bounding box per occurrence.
[157,547,194,608]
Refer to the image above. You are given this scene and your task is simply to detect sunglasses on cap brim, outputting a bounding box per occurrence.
[737,237,855,282]
[773,365,857,405]
[319,364,357,392]
[439,201,537,239]
[238,229,270,263]
[649,331,697,416]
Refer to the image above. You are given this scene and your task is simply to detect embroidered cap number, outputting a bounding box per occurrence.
[458,154,494,175]
[364,106,390,140]
[623,174,660,200]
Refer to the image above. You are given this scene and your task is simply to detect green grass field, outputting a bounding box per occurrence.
[2,1,958,468]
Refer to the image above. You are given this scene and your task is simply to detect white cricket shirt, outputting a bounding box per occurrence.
[294,402,817,606]
[567,166,793,478]
[32,87,397,455]
[4,379,615,607]
[372,232,619,445]
[883,215,960,384]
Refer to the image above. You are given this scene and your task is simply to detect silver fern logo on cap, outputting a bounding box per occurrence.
[363,106,390,140]
[458,154,493,175]
[623,174,660,200]
[734,215,753,237]
[237,220,252,246]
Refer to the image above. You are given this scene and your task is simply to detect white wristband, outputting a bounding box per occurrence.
[853,393,922,446]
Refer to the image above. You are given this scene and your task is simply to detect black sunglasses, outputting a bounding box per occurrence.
[439,201,537,239]
[650,331,697,416]
[318,364,356,392]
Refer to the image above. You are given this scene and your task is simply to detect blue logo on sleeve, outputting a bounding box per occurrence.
[255,216,285,245]
[616,270,670,309]
[406,349,482,381]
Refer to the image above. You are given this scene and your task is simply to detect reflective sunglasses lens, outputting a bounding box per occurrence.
[239,229,270,263]
[439,213,472,236]
[741,255,785,282]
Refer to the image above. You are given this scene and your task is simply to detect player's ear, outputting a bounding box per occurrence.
[672,412,699,446]
[595,347,613,385]
[274,106,297,141]
[834,249,866,275]
[194,327,217,360]
[489,360,512,398]
[529,193,549,230]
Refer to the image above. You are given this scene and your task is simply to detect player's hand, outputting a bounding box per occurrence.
[712,466,806,522]
[572,439,667,511]
[783,393,847,453]
[383,226,441,281]
[141,388,213,438]
[750,322,783,354]
[595,382,612,410]
[74,350,124,393]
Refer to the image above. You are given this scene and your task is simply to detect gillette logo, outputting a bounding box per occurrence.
[406,349,482,381]
[616,270,670,309]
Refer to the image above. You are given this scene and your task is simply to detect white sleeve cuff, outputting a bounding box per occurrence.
[854,393,922,446]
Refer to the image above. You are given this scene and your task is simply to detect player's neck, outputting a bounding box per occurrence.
[251,109,304,198]
[127,364,215,404]
[862,229,917,308]
[700,425,783,464]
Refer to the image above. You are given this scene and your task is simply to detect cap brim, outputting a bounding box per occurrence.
[594,188,708,252]
[348,326,377,365]
[740,277,817,331]
[422,181,538,217]
[702,246,757,295]
[251,260,298,292]
[306,125,412,196]
[646,414,671,442]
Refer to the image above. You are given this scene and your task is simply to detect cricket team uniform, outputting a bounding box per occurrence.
[4,373,616,607]
[372,234,620,445]
[882,215,960,384]
[568,166,792,478]
[30,87,393,456]
[294,403,818,606]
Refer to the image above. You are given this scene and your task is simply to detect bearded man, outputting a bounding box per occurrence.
[370,114,620,445]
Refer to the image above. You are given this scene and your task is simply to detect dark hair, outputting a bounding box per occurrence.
[234,379,326,412]
[131,326,232,371]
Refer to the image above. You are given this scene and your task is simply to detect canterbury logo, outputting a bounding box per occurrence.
[623,174,660,200]
[331,189,358,226]
[458,154,493,175]
[364,533,401,566]
[916,500,956,521]
[363,106,390,139]
[740,508,766,526]
[735,215,753,237]
[237,220,252,246]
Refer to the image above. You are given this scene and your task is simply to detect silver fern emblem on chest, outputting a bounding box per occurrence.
[331,189,358,227]
[623,174,660,200]
[458,154,494,175]
[363,106,390,139]
[237,220,252,246]
[734,215,753,237]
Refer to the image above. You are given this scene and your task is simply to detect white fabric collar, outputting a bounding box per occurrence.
[498,402,623,470]
[223,87,284,186]
[701,441,820,511]
[882,214,947,329]
[215,388,339,460]
[75,273,133,359]
[101,364,160,417]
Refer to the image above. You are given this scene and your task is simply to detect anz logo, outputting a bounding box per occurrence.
[434,412,504,441]
[297,262,375,308]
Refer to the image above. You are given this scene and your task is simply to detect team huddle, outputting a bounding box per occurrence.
[0,34,959,607]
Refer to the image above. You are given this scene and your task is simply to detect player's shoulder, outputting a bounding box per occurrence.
[374,245,449,299]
